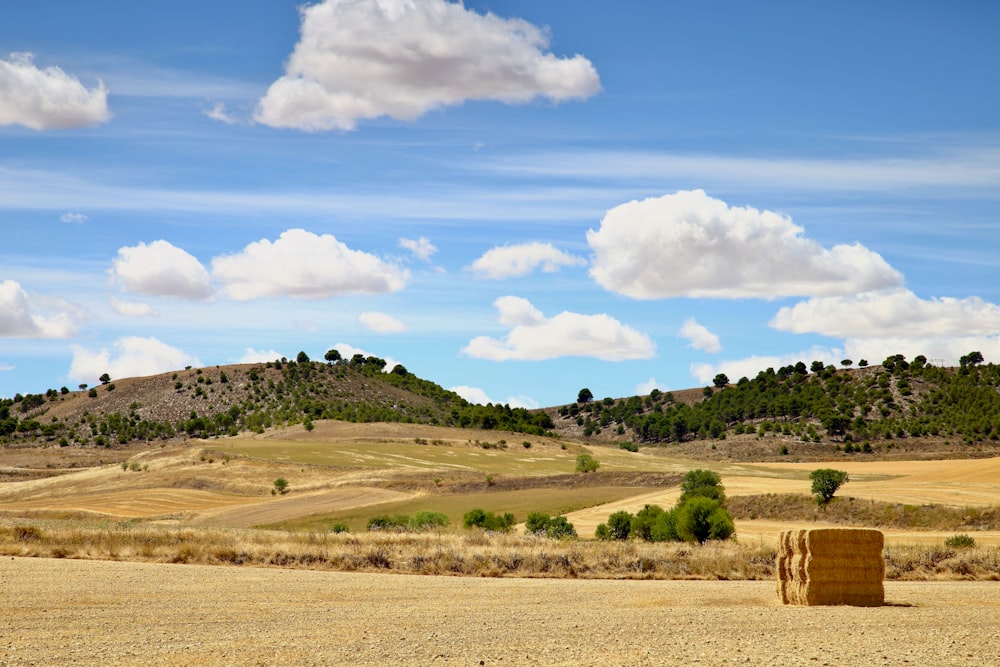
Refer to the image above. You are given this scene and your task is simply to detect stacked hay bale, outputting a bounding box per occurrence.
[776,528,884,606]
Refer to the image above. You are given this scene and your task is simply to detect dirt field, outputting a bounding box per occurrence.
[2,557,998,666]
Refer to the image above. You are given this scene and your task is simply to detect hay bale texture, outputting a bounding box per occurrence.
[776,528,884,606]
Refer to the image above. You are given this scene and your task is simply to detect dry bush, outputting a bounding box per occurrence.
[0,518,997,580]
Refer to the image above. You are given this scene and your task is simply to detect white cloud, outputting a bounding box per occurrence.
[0,52,110,130]
[69,337,201,384]
[587,190,903,300]
[110,297,157,318]
[470,242,586,279]
[212,229,408,301]
[110,240,213,300]
[841,336,1000,370]
[463,296,655,361]
[771,288,1000,339]
[0,280,81,339]
[204,101,238,124]
[329,342,400,373]
[690,345,844,385]
[451,385,492,405]
[635,378,667,396]
[449,385,538,409]
[678,318,721,353]
[359,311,407,334]
[60,211,88,224]
[254,0,600,131]
[398,236,437,262]
[0,363,14,372]
[237,347,285,364]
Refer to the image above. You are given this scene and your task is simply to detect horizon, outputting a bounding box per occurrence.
[2,1,999,408]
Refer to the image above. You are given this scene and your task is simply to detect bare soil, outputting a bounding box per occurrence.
[2,557,998,666]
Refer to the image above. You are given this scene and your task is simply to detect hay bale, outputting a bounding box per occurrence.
[776,528,884,606]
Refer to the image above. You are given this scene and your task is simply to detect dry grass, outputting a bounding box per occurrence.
[1,517,997,580]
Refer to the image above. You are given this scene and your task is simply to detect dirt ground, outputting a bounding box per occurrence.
[2,557,998,666]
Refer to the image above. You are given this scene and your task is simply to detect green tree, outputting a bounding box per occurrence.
[630,504,664,541]
[575,452,599,473]
[713,373,730,388]
[273,477,290,495]
[99,373,111,385]
[809,468,849,505]
[960,351,984,368]
[679,469,725,504]
[324,349,342,364]
[606,510,633,540]
[296,351,310,364]
[675,497,734,544]
[577,387,593,404]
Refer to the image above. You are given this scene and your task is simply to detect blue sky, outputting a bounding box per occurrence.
[2,1,999,408]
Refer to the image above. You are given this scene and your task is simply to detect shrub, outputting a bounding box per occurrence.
[330,523,350,534]
[575,452,599,473]
[525,512,577,539]
[675,497,734,544]
[606,510,634,540]
[945,533,976,549]
[463,509,515,532]
[367,515,409,531]
[679,469,725,504]
[407,510,450,531]
[650,508,680,542]
[273,477,290,495]
[595,523,612,540]
[630,505,664,541]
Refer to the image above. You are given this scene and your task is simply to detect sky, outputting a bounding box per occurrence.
[1,1,999,409]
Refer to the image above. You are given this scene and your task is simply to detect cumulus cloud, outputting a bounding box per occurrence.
[0,279,81,338]
[840,336,1000,371]
[254,0,600,131]
[462,296,655,361]
[110,297,157,318]
[0,52,110,130]
[470,242,586,279]
[60,211,88,224]
[771,289,1000,339]
[237,347,285,364]
[398,236,437,262]
[212,229,408,301]
[635,378,667,396]
[110,240,213,300]
[69,337,201,384]
[587,190,903,300]
[359,311,407,334]
[449,385,537,408]
[678,318,721,353]
[690,345,844,386]
[329,342,401,372]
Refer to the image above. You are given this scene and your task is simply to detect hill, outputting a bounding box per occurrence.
[5,351,1000,462]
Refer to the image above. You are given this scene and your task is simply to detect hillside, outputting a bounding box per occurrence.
[5,352,1000,462]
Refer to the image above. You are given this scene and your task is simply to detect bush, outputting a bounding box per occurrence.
[630,505,664,541]
[606,510,633,540]
[407,510,450,531]
[273,477,289,495]
[945,533,976,549]
[330,523,350,534]
[679,469,725,504]
[463,509,515,532]
[575,452,599,473]
[367,514,409,531]
[595,523,612,540]
[650,508,680,542]
[675,497,734,544]
[525,512,577,539]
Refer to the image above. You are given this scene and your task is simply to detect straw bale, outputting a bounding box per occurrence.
[775,528,884,606]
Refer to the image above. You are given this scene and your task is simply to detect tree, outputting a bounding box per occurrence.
[273,477,290,495]
[858,359,869,368]
[960,351,984,368]
[78,383,88,390]
[606,510,633,540]
[809,468,849,505]
[841,359,853,368]
[390,364,408,376]
[712,373,729,388]
[324,349,342,364]
[675,497,734,544]
[296,351,310,364]
[575,452,599,473]
[99,373,111,385]
[810,360,825,373]
[577,387,593,404]
[679,469,725,504]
